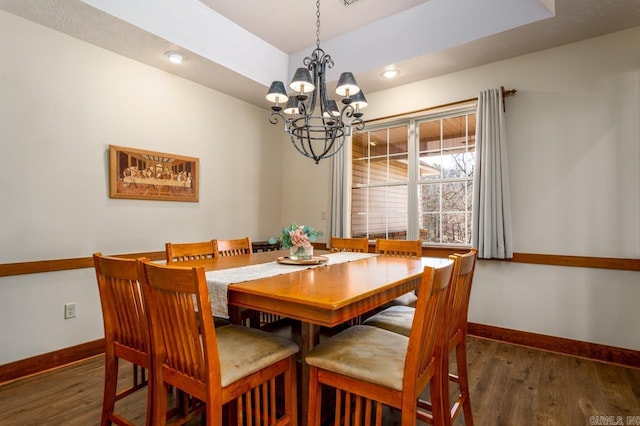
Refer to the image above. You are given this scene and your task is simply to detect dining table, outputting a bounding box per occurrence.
[171,248,451,424]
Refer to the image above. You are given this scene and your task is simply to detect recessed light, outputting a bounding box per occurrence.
[165,51,184,64]
[381,68,400,79]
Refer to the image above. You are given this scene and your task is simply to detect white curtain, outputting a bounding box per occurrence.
[472,88,513,259]
[329,145,347,239]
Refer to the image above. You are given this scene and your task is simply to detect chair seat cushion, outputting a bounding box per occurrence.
[382,292,418,308]
[216,325,299,387]
[305,325,409,391]
[362,305,414,337]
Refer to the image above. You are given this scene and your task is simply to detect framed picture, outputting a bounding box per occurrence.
[109,145,199,202]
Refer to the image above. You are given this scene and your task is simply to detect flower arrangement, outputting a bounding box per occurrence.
[269,223,323,248]
[269,223,323,260]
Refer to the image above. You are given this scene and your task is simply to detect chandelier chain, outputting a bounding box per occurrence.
[315,0,321,49]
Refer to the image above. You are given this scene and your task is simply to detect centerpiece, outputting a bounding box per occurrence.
[269,223,323,261]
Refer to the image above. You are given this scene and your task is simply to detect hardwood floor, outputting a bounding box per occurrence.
[1,336,638,426]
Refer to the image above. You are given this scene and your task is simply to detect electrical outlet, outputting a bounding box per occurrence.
[64,302,77,319]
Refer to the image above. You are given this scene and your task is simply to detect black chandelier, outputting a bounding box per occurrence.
[266,0,367,164]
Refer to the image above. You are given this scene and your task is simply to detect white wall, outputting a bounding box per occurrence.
[0,10,285,364]
[277,135,331,242]
[1,10,639,365]
[288,27,640,350]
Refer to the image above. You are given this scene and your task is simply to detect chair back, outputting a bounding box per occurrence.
[329,237,369,253]
[404,261,454,395]
[165,241,216,264]
[446,249,478,342]
[253,240,282,252]
[93,253,150,358]
[213,237,280,327]
[139,261,221,399]
[214,237,252,257]
[375,238,422,257]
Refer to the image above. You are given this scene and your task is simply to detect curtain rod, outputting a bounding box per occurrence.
[365,87,517,125]
[501,86,518,112]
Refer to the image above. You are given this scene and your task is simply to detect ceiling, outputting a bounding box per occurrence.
[1,0,639,109]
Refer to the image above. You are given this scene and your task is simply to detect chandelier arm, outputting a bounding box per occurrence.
[298,101,308,117]
[318,62,329,117]
[268,111,281,125]
[269,111,291,133]
[341,102,355,114]
[307,63,319,116]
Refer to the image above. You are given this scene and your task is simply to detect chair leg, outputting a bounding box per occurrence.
[153,379,169,425]
[307,366,322,426]
[436,347,452,426]
[286,358,298,426]
[205,398,222,426]
[455,341,474,426]
[101,353,118,426]
[428,372,446,426]
[401,394,419,426]
[133,363,139,387]
[144,369,153,426]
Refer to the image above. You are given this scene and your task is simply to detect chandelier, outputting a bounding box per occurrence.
[266,0,367,164]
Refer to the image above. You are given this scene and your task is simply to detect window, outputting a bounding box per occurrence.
[351,105,476,245]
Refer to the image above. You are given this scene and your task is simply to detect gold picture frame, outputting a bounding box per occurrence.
[109,145,199,202]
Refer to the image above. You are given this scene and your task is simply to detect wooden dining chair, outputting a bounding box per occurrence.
[214,236,281,328]
[329,236,369,253]
[252,239,282,252]
[375,238,423,307]
[139,260,299,426]
[165,240,216,264]
[305,261,455,426]
[93,253,152,426]
[213,237,252,257]
[375,238,422,257]
[165,241,230,327]
[363,249,478,426]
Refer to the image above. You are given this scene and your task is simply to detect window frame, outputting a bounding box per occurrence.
[350,103,477,247]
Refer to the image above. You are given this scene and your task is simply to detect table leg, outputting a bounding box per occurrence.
[300,322,320,426]
[228,306,243,325]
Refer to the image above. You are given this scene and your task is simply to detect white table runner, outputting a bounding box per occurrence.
[205,252,378,318]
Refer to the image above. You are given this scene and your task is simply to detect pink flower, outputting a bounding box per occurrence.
[289,226,311,247]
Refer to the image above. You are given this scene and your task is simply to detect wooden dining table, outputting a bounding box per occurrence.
[173,249,451,424]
